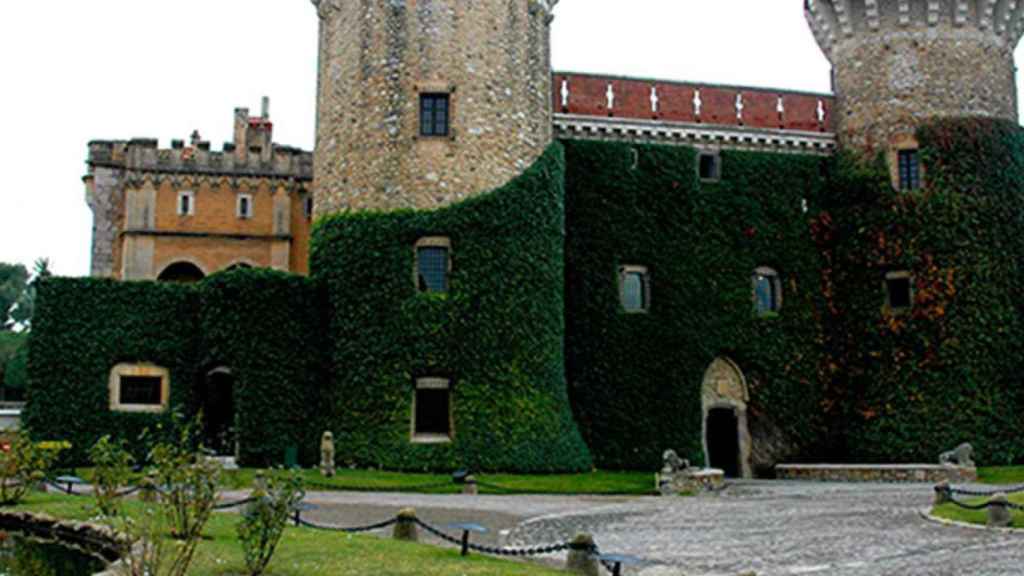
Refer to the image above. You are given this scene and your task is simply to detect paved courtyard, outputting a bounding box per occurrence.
[284,481,1024,575]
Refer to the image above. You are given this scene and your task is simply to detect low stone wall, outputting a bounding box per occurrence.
[0,509,123,566]
[775,464,977,484]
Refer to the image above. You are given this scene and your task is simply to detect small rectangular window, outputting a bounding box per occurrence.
[237,194,253,219]
[619,265,650,313]
[413,378,452,442]
[304,196,314,220]
[886,271,913,310]
[699,153,720,181]
[119,376,163,406]
[420,93,450,137]
[898,150,921,191]
[415,237,451,293]
[177,191,194,216]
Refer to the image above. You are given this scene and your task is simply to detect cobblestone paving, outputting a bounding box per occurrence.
[225,481,1024,575]
[506,481,1024,576]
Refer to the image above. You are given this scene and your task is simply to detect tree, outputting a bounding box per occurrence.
[1,259,51,331]
[0,263,28,331]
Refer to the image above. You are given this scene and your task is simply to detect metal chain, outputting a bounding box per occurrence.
[411,518,583,557]
[304,480,454,493]
[213,496,259,510]
[943,484,1024,497]
[297,517,399,533]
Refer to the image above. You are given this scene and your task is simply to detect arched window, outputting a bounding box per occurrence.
[753,267,782,315]
[157,262,205,283]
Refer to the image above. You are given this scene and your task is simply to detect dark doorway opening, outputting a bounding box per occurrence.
[158,262,205,283]
[707,407,740,478]
[202,368,235,456]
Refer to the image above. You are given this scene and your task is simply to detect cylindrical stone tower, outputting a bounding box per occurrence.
[805,0,1023,152]
[311,0,557,214]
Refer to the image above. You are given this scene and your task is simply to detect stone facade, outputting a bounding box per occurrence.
[806,0,1024,152]
[310,0,556,213]
[84,104,314,280]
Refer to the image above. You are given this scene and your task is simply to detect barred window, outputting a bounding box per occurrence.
[898,150,921,191]
[420,94,450,137]
[109,364,169,413]
[415,237,451,293]
[699,152,720,181]
[120,376,162,406]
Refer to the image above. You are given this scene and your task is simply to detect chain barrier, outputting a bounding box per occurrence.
[943,484,1024,497]
[937,485,1024,511]
[410,517,587,557]
[212,496,260,510]
[296,516,399,533]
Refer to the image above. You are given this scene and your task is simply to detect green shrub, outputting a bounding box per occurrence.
[236,469,304,576]
[0,430,55,505]
[89,434,134,517]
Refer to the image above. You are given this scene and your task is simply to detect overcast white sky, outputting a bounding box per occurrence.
[0,1,1020,277]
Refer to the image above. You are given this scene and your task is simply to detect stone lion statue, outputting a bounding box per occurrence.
[320,431,336,477]
[939,442,974,468]
[661,449,690,475]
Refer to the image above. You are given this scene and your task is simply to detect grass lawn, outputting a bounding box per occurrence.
[11,492,567,575]
[930,466,1024,527]
[72,467,655,496]
[977,466,1024,485]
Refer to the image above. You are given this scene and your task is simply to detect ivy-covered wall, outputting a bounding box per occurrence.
[563,140,830,471]
[25,279,198,464]
[25,272,325,467]
[825,118,1024,465]
[311,144,593,473]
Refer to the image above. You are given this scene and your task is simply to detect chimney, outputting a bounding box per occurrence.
[261,96,270,120]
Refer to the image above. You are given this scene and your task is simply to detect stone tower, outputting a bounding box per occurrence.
[805,0,1023,152]
[310,0,557,214]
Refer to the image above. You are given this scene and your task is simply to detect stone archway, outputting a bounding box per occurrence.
[701,357,752,479]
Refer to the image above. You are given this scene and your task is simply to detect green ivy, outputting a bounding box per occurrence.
[563,140,829,471]
[311,144,592,472]
[825,118,1024,465]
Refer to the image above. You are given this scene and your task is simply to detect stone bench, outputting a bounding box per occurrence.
[775,463,977,484]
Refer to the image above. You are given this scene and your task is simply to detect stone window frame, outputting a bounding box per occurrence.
[177,190,195,216]
[884,270,914,312]
[887,135,925,192]
[618,265,651,314]
[414,81,456,142]
[697,150,721,182]
[236,193,254,220]
[897,149,922,191]
[410,377,454,444]
[108,363,170,414]
[752,266,783,316]
[414,236,453,294]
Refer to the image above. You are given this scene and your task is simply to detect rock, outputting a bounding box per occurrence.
[939,443,975,468]
[393,508,419,542]
[565,533,599,576]
[987,493,1012,528]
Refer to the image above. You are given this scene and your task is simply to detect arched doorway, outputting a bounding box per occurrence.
[201,367,236,456]
[701,357,752,478]
[157,261,206,283]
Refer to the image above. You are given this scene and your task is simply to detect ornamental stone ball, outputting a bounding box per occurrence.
[320,431,336,477]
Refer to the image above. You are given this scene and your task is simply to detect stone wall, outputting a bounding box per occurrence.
[85,164,125,278]
[806,0,1022,152]
[776,463,977,483]
[311,0,555,214]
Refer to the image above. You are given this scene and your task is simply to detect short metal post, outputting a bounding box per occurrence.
[460,530,470,556]
[294,509,301,527]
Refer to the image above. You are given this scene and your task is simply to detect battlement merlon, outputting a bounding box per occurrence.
[805,0,1024,61]
[85,140,313,182]
[310,0,557,17]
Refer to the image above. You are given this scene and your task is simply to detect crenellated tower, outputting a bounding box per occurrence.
[310,0,557,214]
[805,0,1023,152]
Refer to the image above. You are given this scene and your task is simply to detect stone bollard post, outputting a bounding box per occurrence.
[462,475,479,496]
[393,508,419,542]
[566,533,599,576]
[933,481,951,506]
[987,493,1012,528]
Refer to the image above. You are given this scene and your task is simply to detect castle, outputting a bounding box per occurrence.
[36,1,1024,475]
